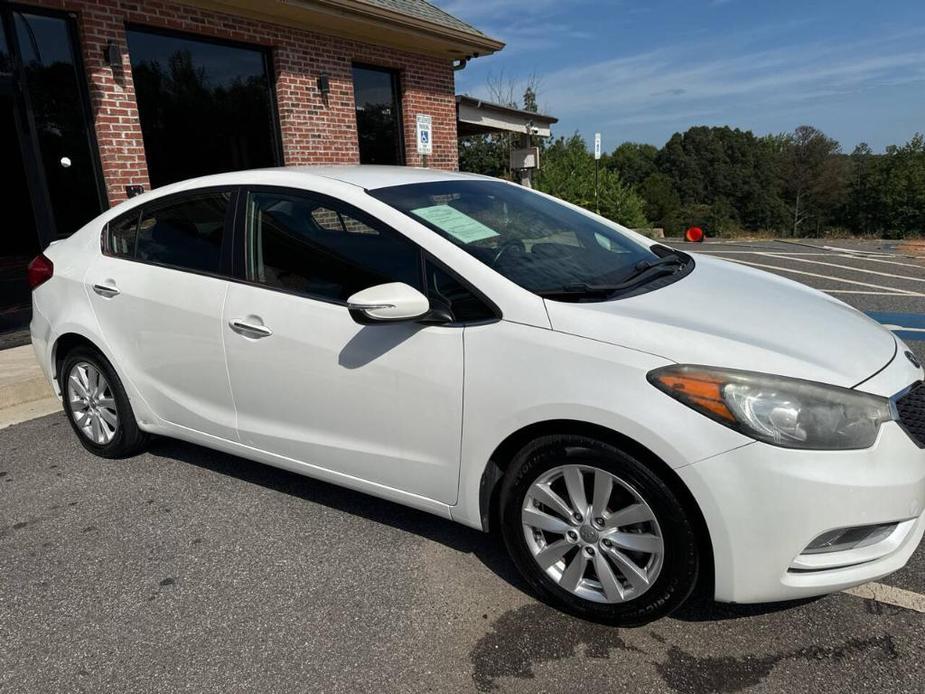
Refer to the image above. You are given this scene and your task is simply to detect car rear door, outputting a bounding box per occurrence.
[86,189,238,440]
[221,186,470,504]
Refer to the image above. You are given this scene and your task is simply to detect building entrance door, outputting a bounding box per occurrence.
[0,5,105,335]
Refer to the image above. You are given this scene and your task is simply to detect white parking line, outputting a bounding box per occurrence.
[821,290,917,296]
[880,325,925,334]
[835,254,925,270]
[720,258,925,296]
[819,245,896,258]
[843,582,925,613]
[759,253,925,283]
[692,250,836,256]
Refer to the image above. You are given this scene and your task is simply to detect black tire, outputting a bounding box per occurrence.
[59,346,148,458]
[499,435,699,626]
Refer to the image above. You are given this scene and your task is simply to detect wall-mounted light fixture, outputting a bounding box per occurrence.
[103,40,120,69]
[317,73,330,99]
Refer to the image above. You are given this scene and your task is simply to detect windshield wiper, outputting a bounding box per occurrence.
[536,254,689,300]
[614,254,688,286]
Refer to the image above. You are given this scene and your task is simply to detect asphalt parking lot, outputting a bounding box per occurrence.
[2,238,924,693]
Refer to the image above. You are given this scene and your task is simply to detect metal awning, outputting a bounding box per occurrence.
[456,95,558,138]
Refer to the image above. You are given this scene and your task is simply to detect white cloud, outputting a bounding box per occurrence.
[532,28,925,136]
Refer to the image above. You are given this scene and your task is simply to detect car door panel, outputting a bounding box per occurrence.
[223,283,463,503]
[87,190,237,440]
[87,257,236,439]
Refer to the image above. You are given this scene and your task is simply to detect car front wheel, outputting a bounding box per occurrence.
[499,435,699,625]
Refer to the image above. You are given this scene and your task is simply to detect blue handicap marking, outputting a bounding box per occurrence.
[865,312,925,342]
[421,131,429,143]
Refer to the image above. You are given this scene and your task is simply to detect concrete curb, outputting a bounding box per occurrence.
[0,344,57,427]
[0,397,61,430]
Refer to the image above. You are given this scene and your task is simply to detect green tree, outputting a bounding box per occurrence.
[876,133,925,236]
[605,142,658,187]
[638,173,682,233]
[655,126,787,234]
[779,125,845,236]
[458,135,509,178]
[536,134,648,228]
[845,143,876,234]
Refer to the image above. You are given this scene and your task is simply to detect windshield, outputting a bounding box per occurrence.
[370,180,688,300]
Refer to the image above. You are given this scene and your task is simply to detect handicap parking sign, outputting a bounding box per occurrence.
[416,114,433,156]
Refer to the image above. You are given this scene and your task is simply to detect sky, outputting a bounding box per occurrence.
[434,0,925,153]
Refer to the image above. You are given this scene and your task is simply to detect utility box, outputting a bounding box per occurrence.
[510,146,540,170]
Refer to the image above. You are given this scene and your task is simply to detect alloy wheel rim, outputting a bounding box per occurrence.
[521,464,663,604]
[67,362,118,445]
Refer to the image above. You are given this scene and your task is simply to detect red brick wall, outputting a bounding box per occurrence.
[27,0,459,205]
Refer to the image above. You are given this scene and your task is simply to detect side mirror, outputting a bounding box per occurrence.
[347,282,431,324]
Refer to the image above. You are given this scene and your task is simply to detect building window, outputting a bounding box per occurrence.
[352,65,404,165]
[126,27,280,188]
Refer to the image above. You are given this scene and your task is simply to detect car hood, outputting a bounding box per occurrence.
[543,254,897,388]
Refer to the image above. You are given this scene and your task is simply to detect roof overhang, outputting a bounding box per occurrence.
[456,95,558,138]
[175,0,504,61]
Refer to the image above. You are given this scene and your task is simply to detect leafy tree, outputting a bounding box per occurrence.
[536,134,648,228]
[845,143,876,233]
[875,133,925,236]
[458,135,509,178]
[779,125,845,236]
[605,142,658,187]
[638,173,682,232]
[654,126,787,234]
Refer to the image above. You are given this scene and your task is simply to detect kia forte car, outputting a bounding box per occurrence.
[28,166,925,625]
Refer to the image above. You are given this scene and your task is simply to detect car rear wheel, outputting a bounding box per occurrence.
[499,435,699,625]
[60,347,147,458]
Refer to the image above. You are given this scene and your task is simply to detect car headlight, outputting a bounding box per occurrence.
[648,365,893,450]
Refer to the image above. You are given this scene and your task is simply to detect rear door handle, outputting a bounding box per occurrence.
[92,283,120,298]
[229,319,273,339]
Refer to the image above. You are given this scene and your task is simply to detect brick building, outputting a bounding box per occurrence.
[0,0,502,333]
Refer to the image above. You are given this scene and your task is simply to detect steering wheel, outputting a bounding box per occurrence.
[491,239,527,267]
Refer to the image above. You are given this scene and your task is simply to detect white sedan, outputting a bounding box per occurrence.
[28,166,925,625]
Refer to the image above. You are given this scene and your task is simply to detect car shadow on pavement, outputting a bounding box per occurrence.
[147,436,530,594]
[148,436,824,626]
[671,594,823,622]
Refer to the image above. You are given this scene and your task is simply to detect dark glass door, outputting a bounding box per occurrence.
[13,10,104,239]
[0,85,38,332]
[0,6,104,334]
[352,65,404,165]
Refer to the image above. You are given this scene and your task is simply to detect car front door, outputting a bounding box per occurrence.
[87,189,238,440]
[221,187,467,504]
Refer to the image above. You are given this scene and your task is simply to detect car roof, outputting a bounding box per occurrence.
[289,165,491,190]
[99,166,498,223]
[145,165,490,195]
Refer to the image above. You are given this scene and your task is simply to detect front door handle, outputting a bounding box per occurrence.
[229,319,273,339]
[92,283,120,298]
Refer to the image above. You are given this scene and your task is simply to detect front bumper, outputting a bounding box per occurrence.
[677,421,925,603]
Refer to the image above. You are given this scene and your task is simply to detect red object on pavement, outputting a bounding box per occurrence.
[685,226,704,243]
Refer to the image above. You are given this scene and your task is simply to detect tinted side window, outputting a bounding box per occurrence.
[246,191,421,301]
[137,193,229,274]
[425,260,496,323]
[105,210,140,257]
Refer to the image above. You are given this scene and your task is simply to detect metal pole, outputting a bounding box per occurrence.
[595,157,599,214]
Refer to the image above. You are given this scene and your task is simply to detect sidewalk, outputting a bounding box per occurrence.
[0,344,60,429]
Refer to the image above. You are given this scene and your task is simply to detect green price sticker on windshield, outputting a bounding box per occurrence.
[411,205,500,244]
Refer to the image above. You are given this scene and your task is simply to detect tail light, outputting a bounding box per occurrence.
[27,253,54,290]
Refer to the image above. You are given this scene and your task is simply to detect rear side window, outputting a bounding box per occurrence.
[245,190,421,302]
[136,193,229,274]
[105,210,140,257]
